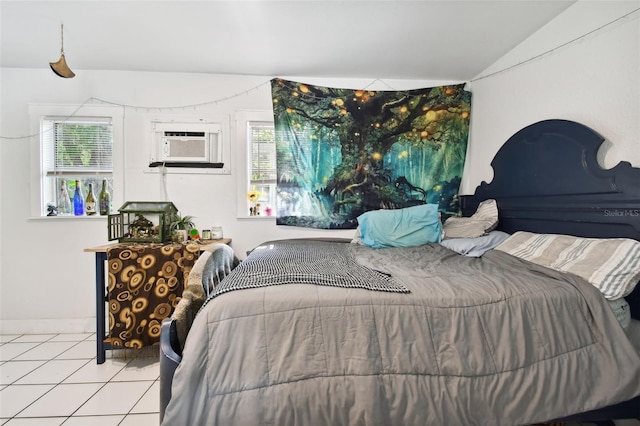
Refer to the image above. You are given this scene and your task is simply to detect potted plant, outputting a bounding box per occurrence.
[170,213,195,243]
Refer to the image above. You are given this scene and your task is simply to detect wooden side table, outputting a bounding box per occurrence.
[85,238,231,364]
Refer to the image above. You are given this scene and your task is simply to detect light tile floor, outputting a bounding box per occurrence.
[1,333,638,426]
[0,333,159,425]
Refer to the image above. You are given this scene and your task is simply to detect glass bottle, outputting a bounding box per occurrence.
[99,179,111,215]
[57,180,72,215]
[85,183,96,216]
[73,180,84,216]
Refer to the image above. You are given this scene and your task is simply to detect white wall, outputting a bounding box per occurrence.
[462,0,639,194]
[1,0,638,334]
[0,69,449,333]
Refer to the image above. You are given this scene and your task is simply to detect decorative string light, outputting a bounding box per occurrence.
[1,7,637,140]
[0,97,95,140]
[362,78,397,91]
[471,7,639,83]
[0,81,271,140]
[91,80,270,111]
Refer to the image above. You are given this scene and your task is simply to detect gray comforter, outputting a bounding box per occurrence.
[162,240,640,426]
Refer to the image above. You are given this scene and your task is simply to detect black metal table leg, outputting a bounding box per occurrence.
[95,251,108,364]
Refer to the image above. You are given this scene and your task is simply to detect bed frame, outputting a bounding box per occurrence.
[160,119,640,423]
[461,119,640,422]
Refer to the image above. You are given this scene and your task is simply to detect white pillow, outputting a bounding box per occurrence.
[440,231,510,257]
[443,199,498,239]
[495,231,640,300]
[351,227,363,245]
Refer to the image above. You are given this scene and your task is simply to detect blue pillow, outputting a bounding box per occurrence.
[357,204,443,248]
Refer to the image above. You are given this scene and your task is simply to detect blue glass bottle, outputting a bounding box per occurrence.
[73,179,84,216]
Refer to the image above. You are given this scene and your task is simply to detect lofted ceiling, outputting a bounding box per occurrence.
[0,0,576,80]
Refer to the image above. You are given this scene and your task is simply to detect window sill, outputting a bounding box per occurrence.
[28,215,109,221]
[236,215,276,220]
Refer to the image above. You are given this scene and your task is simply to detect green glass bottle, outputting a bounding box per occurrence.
[99,179,111,215]
[85,183,96,215]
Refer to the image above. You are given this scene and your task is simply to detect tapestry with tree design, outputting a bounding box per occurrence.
[271,79,471,229]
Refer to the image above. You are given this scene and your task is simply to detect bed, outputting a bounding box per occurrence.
[159,119,640,425]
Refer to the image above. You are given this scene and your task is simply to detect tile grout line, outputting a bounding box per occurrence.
[60,379,112,422]
[4,340,95,386]
[1,333,83,362]
[117,378,159,426]
[8,360,97,421]
[0,339,47,362]
[3,335,99,422]
[0,334,52,422]
[61,356,158,422]
[2,334,161,424]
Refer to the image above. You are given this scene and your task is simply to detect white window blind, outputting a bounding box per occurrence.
[43,117,113,176]
[247,121,276,215]
[249,122,276,185]
[39,116,114,216]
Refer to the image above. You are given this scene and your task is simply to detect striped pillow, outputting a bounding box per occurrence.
[495,231,640,300]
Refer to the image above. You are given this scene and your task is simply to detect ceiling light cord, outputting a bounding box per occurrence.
[60,24,65,55]
[49,23,75,78]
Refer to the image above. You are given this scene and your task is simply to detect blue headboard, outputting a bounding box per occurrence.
[461,119,640,317]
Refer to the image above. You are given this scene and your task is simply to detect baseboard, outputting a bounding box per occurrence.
[0,317,95,335]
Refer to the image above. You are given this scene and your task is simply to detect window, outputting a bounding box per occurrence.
[247,121,276,216]
[41,116,113,216]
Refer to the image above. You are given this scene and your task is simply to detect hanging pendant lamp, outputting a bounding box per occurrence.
[50,23,75,78]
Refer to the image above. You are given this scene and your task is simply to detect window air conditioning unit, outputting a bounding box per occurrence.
[149,122,225,169]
